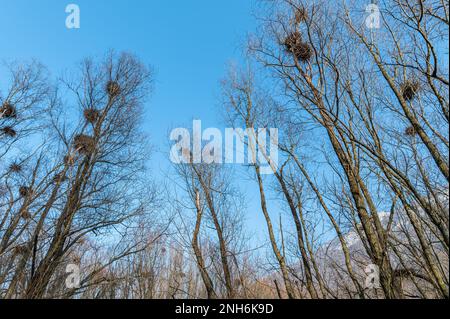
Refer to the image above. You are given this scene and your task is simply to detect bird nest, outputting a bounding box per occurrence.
[400,80,420,101]
[283,31,313,62]
[74,134,96,155]
[83,108,100,124]
[21,210,32,220]
[19,186,31,198]
[106,81,121,97]
[404,126,417,137]
[0,102,16,119]
[284,31,302,52]
[294,8,308,24]
[9,162,22,173]
[1,126,17,138]
[53,172,67,183]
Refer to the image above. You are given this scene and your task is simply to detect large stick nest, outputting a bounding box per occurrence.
[106,81,121,98]
[283,31,313,62]
[400,80,420,101]
[1,126,17,138]
[74,134,96,155]
[0,102,16,119]
[19,186,31,198]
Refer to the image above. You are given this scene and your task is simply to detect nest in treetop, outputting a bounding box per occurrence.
[294,7,308,24]
[1,126,17,138]
[284,31,302,52]
[400,80,420,101]
[9,162,22,174]
[83,108,100,124]
[405,126,417,137]
[53,172,67,184]
[106,81,121,97]
[293,42,313,62]
[283,31,313,62]
[0,102,16,119]
[74,134,96,155]
[21,210,32,220]
[19,186,31,198]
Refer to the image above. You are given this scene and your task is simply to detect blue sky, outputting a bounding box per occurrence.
[0,0,255,141]
[0,1,280,242]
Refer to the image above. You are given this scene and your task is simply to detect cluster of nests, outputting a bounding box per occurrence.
[0,188,31,218]
[72,81,118,156]
[6,82,117,196]
[1,102,18,139]
[4,162,33,200]
[282,8,312,62]
[79,80,119,129]
[0,102,32,202]
[82,81,118,125]
[400,79,420,137]
[283,30,313,62]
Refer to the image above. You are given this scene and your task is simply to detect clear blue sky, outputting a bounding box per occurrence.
[0,1,280,242]
[0,0,255,141]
